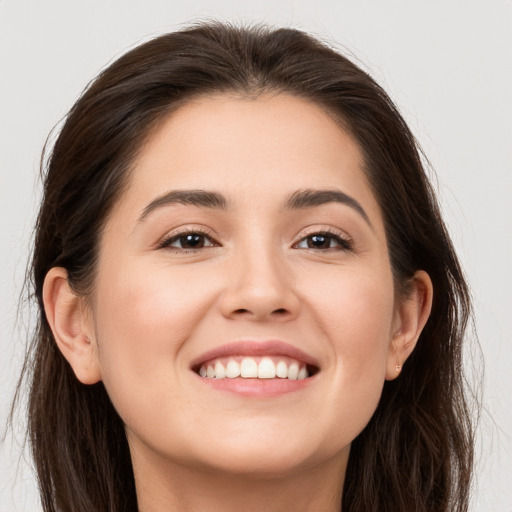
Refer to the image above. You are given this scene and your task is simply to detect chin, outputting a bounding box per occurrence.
[200,451,319,479]
[183,428,340,478]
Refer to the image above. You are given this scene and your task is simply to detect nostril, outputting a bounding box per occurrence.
[273,308,288,315]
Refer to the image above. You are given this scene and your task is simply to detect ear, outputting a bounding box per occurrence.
[386,270,433,380]
[42,267,101,385]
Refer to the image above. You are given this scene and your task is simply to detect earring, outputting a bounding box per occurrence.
[392,340,402,373]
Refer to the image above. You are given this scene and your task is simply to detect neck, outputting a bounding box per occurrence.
[132,448,348,512]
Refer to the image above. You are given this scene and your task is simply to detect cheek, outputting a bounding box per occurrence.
[300,265,395,430]
[91,261,215,417]
[304,263,395,353]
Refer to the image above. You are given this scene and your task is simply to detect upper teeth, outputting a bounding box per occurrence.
[198,356,309,380]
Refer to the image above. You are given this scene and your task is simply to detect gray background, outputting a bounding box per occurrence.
[1,1,510,510]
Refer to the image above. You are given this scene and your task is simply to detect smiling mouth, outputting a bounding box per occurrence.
[194,355,319,381]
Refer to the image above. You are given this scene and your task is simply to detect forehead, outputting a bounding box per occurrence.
[112,93,382,225]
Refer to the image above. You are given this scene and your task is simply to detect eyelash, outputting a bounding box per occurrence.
[158,228,353,254]
[293,229,353,251]
[158,228,219,253]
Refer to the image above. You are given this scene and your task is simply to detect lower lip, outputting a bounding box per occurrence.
[195,374,315,397]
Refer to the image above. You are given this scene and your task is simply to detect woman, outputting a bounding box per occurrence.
[21,21,474,511]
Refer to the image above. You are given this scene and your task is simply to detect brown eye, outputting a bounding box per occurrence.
[295,232,352,251]
[307,234,332,249]
[177,233,206,248]
[160,232,217,251]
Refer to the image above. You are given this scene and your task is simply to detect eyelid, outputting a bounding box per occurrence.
[293,225,354,249]
[157,225,220,250]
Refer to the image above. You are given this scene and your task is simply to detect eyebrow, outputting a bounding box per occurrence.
[283,189,372,228]
[138,189,229,222]
[138,187,371,228]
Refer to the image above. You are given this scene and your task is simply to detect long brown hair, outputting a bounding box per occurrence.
[16,21,475,511]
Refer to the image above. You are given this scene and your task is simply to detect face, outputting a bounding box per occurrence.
[86,94,402,477]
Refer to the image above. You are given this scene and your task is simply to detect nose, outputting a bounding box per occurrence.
[219,244,300,322]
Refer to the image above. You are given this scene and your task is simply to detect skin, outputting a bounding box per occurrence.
[43,93,432,512]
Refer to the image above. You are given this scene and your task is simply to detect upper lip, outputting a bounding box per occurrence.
[190,340,320,370]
